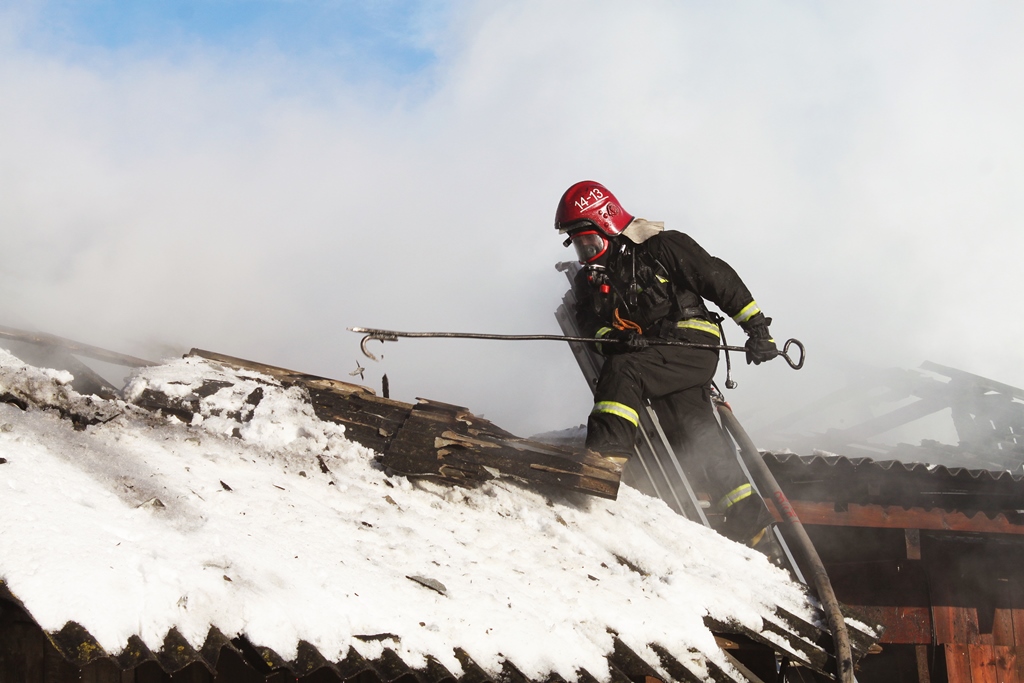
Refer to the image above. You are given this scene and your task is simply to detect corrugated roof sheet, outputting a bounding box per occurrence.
[1,583,880,683]
[0,347,882,683]
[765,452,1024,519]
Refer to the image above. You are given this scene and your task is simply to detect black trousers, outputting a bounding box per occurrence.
[585,345,747,506]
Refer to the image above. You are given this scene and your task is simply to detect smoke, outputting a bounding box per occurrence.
[1,1,1023,442]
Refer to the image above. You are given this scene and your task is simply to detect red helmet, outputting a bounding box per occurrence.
[554,181,634,237]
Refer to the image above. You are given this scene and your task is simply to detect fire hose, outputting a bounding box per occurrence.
[716,400,855,683]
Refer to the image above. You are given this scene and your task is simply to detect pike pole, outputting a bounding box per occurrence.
[349,326,804,372]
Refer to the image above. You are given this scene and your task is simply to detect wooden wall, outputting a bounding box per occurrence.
[801,523,1024,683]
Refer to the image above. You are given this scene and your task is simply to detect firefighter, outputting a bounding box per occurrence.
[556,180,776,546]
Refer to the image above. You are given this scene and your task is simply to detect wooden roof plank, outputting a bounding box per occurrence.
[770,500,1024,536]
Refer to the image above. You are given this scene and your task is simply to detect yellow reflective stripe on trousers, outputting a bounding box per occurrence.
[718,483,753,510]
[592,401,639,427]
[732,301,761,324]
[676,319,721,337]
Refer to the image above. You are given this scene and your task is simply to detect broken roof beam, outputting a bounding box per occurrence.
[823,394,951,443]
[191,348,373,396]
[758,367,938,434]
[0,324,155,368]
[921,361,1024,402]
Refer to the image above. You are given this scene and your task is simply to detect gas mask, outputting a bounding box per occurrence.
[561,231,613,294]
[566,230,609,265]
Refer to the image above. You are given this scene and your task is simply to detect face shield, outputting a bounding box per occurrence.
[566,230,609,264]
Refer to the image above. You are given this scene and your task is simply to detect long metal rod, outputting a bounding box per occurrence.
[716,402,854,683]
[348,326,805,369]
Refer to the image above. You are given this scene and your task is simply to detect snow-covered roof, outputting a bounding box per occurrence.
[0,347,872,681]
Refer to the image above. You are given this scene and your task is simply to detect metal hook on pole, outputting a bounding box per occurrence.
[356,329,398,362]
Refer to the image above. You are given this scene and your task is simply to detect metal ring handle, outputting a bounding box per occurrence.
[780,338,805,370]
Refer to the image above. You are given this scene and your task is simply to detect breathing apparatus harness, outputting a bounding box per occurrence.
[581,236,739,387]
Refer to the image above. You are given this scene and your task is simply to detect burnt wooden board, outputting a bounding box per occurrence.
[382,398,620,499]
[182,351,622,499]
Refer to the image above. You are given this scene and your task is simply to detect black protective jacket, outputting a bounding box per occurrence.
[573,230,765,347]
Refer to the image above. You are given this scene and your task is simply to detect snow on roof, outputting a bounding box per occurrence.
[0,347,826,681]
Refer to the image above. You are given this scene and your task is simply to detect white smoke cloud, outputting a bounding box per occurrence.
[2,1,1023,440]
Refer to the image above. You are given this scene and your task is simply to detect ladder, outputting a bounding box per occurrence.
[554,262,803,579]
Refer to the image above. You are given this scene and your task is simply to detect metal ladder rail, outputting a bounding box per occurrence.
[641,404,711,527]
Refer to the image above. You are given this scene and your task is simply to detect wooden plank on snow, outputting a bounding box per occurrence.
[187,351,621,499]
[190,349,373,396]
[383,400,621,499]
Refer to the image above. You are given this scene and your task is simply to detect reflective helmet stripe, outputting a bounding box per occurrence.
[718,483,754,510]
[592,401,639,427]
[676,320,721,337]
[732,301,761,324]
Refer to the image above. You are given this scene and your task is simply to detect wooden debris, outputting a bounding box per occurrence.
[406,576,447,595]
[180,350,622,499]
[382,398,621,499]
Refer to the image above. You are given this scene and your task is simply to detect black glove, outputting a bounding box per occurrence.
[603,328,649,353]
[743,319,778,365]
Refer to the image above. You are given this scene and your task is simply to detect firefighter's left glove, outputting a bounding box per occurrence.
[605,328,649,353]
[743,319,778,365]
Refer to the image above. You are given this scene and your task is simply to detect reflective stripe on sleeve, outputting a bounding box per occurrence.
[594,327,614,354]
[732,301,761,324]
[592,401,640,427]
[718,483,753,510]
[676,319,721,337]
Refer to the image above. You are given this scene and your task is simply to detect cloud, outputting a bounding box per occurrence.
[2,1,1023,440]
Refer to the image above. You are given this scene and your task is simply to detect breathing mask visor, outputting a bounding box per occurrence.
[565,230,609,264]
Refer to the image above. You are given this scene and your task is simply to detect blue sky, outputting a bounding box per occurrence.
[15,0,445,79]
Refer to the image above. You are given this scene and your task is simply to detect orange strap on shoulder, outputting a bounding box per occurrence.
[613,308,643,333]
